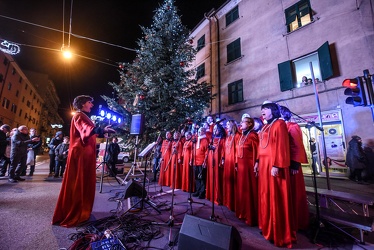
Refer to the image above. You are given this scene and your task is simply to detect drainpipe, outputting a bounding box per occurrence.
[204,11,222,118]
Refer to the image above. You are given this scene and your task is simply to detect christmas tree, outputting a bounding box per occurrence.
[102,0,211,142]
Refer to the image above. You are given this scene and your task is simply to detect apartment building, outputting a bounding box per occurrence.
[190,0,374,173]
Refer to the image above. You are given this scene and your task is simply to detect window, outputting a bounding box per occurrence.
[2,98,10,109]
[196,63,205,79]
[27,100,31,107]
[11,68,16,75]
[19,109,22,117]
[16,90,19,97]
[197,35,205,51]
[7,82,11,90]
[24,113,28,119]
[228,79,243,105]
[226,5,239,27]
[22,96,25,102]
[285,0,312,32]
[3,57,8,65]
[278,41,333,91]
[227,38,241,63]
[19,77,22,83]
[11,104,17,113]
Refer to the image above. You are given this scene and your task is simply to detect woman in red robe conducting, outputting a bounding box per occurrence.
[235,117,259,226]
[181,131,193,192]
[222,120,239,211]
[254,102,294,248]
[206,123,226,205]
[52,95,115,227]
[280,105,309,232]
[158,131,172,186]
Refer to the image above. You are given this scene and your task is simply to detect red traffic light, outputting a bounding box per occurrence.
[342,77,367,106]
[342,78,358,88]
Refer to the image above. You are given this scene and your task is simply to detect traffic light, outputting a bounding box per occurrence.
[342,77,367,106]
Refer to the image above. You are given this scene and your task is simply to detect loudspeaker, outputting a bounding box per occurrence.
[122,179,147,199]
[178,215,242,250]
[130,114,145,135]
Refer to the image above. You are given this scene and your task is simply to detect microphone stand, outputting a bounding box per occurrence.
[289,110,324,243]
[174,137,205,214]
[208,135,219,221]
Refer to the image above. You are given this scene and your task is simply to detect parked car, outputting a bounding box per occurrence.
[118,148,131,163]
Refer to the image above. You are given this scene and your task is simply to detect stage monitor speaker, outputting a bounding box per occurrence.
[130,114,145,135]
[178,215,242,250]
[122,179,147,199]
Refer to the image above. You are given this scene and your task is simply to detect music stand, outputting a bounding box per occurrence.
[123,142,161,215]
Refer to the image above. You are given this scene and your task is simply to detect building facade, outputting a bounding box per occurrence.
[190,0,374,173]
[0,52,63,141]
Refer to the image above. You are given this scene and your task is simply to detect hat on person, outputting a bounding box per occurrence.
[241,113,251,121]
[352,135,361,140]
[56,131,63,137]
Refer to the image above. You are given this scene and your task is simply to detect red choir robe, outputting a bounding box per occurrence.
[206,137,225,205]
[235,130,259,226]
[170,140,183,189]
[158,139,172,186]
[287,122,309,231]
[223,132,240,211]
[258,119,294,248]
[52,111,98,227]
[181,139,193,192]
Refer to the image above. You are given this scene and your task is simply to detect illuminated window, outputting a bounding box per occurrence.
[285,0,312,32]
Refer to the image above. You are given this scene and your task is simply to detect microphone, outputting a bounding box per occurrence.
[215,118,226,124]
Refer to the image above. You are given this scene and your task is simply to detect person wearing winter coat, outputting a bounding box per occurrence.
[346,135,368,184]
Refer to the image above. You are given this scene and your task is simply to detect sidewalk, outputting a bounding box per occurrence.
[0,154,373,249]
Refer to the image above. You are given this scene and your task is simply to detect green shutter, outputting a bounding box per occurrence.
[318,41,333,80]
[278,60,293,91]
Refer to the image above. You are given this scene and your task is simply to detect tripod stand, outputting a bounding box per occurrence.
[98,136,121,193]
[119,135,144,185]
[123,141,161,215]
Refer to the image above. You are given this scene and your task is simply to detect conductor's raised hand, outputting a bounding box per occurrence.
[104,125,116,134]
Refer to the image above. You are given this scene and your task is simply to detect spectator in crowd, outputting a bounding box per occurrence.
[8,126,40,183]
[48,131,63,177]
[0,124,11,176]
[346,135,368,184]
[105,137,120,177]
[52,95,115,227]
[54,136,70,178]
[363,139,374,182]
[25,128,42,176]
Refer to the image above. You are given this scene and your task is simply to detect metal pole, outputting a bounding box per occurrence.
[363,69,374,122]
[310,62,331,190]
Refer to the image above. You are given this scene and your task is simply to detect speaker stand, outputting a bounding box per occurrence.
[119,135,144,185]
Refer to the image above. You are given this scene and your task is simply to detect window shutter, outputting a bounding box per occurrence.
[318,41,333,80]
[278,60,293,91]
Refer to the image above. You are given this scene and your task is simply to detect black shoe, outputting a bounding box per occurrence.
[28,173,33,176]
[20,173,26,176]
[14,176,25,181]
[0,174,5,177]
[8,178,17,183]
[192,192,199,197]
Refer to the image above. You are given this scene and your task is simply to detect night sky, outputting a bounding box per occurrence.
[0,0,227,123]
